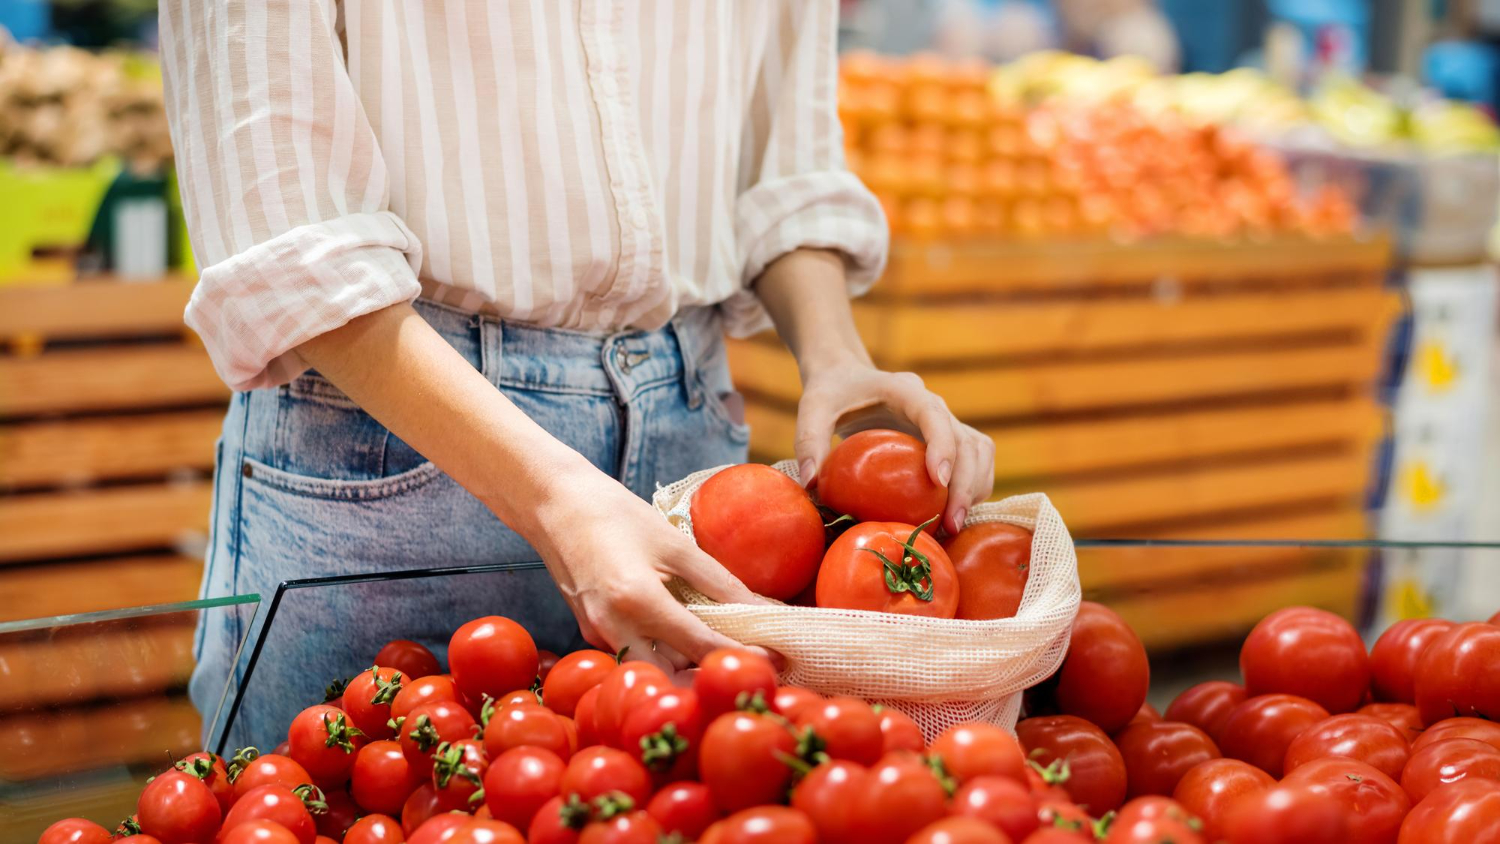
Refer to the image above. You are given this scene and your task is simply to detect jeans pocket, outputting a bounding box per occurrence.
[700,384,752,444]
[270,370,431,483]
[239,455,445,502]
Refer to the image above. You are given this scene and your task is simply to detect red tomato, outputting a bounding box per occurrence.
[175,752,235,815]
[574,686,603,748]
[698,711,797,813]
[906,817,1009,844]
[219,785,316,844]
[527,795,587,844]
[593,661,669,748]
[1052,602,1150,735]
[483,745,564,830]
[448,617,539,705]
[445,819,524,844]
[408,813,471,844]
[1120,703,1163,732]
[1369,619,1456,704]
[795,696,883,766]
[1103,816,1205,844]
[288,704,365,783]
[316,787,360,840]
[1217,694,1330,777]
[351,740,419,816]
[1022,830,1092,844]
[1113,720,1220,798]
[492,689,540,709]
[1220,785,1347,844]
[1399,737,1500,803]
[852,756,949,844]
[219,821,301,844]
[343,815,404,844]
[930,722,1028,786]
[1016,715,1127,814]
[399,701,478,776]
[646,782,720,840]
[1410,717,1500,754]
[1397,778,1500,844]
[773,686,824,722]
[430,738,488,812]
[1282,757,1410,844]
[951,775,1040,842]
[137,770,223,844]
[1171,758,1274,841]
[619,688,705,781]
[375,641,442,686]
[694,649,778,719]
[400,784,443,836]
[391,675,461,725]
[558,746,651,806]
[542,650,616,718]
[791,760,870,844]
[1034,799,1093,838]
[712,806,817,844]
[1112,795,1199,828]
[941,522,1032,620]
[576,811,660,844]
[816,429,949,529]
[38,819,113,844]
[690,464,826,600]
[1413,622,1500,726]
[344,667,405,741]
[1164,681,1247,743]
[230,753,314,800]
[1283,713,1410,780]
[483,702,571,761]
[1240,607,1370,714]
[538,650,560,680]
[1358,702,1424,743]
[816,521,959,617]
[876,707,925,755]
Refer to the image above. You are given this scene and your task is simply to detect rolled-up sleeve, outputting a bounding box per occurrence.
[725,0,889,337]
[161,0,422,391]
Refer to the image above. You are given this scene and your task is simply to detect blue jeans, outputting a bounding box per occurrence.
[193,297,749,749]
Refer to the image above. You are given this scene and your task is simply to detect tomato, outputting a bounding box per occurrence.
[137,770,223,844]
[288,704,365,783]
[481,744,564,830]
[1051,602,1150,735]
[941,522,1031,620]
[1358,702,1424,743]
[1217,694,1330,777]
[1112,795,1198,828]
[445,819,524,844]
[574,686,603,749]
[951,775,1040,842]
[647,782,720,840]
[698,711,797,813]
[619,688,705,780]
[593,661,668,749]
[375,640,442,684]
[773,686,824,723]
[1034,799,1093,837]
[1220,785,1346,844]
[448,617,539,705]
[795,696,882,766]
[558,746,651,806]
[1399,737,1500,803]
[175,752,235,814]
[1016,715,1127,814]
[816,429,948,529]
[219,821,301,844]
[931,722,1028,786]
[37,819,113,844]
[1171,758,1274,841]
[689,463,826,600]
[391,676,461,725]
[1282,757,1410,844]
[400,701,478,776]
[408,813,472,844]
[876,707,924,755]
[1283,713,1410,780]
[429,738,488,812]
[316,787,360,839]
[1164,681,1247,743]
[1369,619,1456,704]
[538,650,560,680]
[694,649,779,719]
[1240,607,1370,714]
[542,650,616,718]
[528,795,589,844]
[400,784,444,836]
[816,521,959,617]
[791,760,870,844]
[906,817,1009,844]
[851,756,949,844]
[1397,778,1500,844]
[1102,816,1205,844]
[483,702,572,761]
[1120,703,1162,732]
[230,753,314,799]
[1413,623,1500,725]
[1113,720,1219,798]
[345,667,405,741]
[219,784,317,844]
[1410,717,1500,754]
[576,811,661,844]
[343,815,405,844]
[712,806,817,844]
[1022,830,1092,844]
[351,740,420,816]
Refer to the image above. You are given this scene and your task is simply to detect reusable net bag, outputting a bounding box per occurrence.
[654,460,1081,739]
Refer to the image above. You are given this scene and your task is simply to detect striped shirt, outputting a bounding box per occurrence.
[161,0,888,391]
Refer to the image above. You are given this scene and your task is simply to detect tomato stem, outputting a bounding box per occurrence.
[322,711,363,753]
[369,666,404,706]
[639,723,690,772]
[224,746,260,783]
[591,791,636,820]
[292,783,329,815]
[431,742,483,789]
[323,677,350,703]
[558,794,592,829]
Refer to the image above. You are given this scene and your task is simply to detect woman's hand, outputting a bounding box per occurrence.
[797,363,995,535]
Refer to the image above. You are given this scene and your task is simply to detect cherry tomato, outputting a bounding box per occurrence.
[344,667,405,741]
[1369,619,1455,704]
[646,782,720,840]
[941,521,1031,620]
[220,785,317,844]
[1112,795,1199,828]
[712,806,817,844]
[37,819,113,844]
[231,753,314,800]
[448,616,539,705]
[951,775,1040,842]
[483,702,572,761]
[1220,785,1346,844]
[876,707,925,755]
[1023,830,1092,844]
[542,650,616,718]
[492,689,540,709]
[538,650,560,680]
[558,746,651,806]
[527,795,587,844]
[400,784,443,836]
[375,641,442,687]
[219,821,301,844]
[351,739,420,816]
[444,819,524,844]
[1397,778,1500,844]
[316,787,360,839]
[1017,715,1127,814]
[699,711,797,813]
[1120,703,1163,732]
[1284,713,1410,780]
[1413,622,1500,725]
[1217,694,1330,777]
[574,686,603,749]
[288,704,365,783]
[1358,702,1424,743]
[400,701,478,776]
[175,752,235,815]
[1164,681,1247,743]
[1240,607,1370,714]
[343,814,405,844]
[1103,815,1205,844]
[483,745,564,830]
[791,760,870,844]
[1051,602,1151,735]
[1035,799,1094,838]
[906,817,1009,844]
[816,521,959,617]
[1113,720,1219,798]
[137,770,223,844]
[1171,758,1274,841]
[690,463,826,600]
[429,738,488,812]
[1410,717,1500,754]
[391,676,462,726]
[1282,756,1410,844]
[407,813,472,844]
[773,687,824,722]
[593,661,669,748]
[795,696,882,766]
[694,649,778,719]
[851,756,949,844]
[931,722,1028,786]
[576,811,661,844]
[619,688,705,780]
[1399,737,1500,803]
[816,429,949,529]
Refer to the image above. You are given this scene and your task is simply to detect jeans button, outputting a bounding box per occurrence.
[241,461,253,478]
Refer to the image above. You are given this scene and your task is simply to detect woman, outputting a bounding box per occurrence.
[161,0,995,745]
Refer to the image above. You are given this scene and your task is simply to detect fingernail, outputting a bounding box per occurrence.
[938,460,952,486]
[955,508,967,529]
[799,460,816,486]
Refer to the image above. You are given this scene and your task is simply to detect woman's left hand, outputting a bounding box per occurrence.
[795,362,995,535]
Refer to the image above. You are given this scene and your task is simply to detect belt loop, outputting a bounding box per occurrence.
[478,315,504,388]
[670,316,703,409]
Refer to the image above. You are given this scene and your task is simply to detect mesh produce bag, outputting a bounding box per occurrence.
[654,460,1081,739]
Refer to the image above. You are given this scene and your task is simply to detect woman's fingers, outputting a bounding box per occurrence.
[641,591,752,664]
[793,396,837,487]
[896,379,957,488]
[669,545,766,606]
[944,431,993,534]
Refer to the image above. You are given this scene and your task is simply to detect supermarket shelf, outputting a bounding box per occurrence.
[0,410,221,489]
[0,554,202,622]
[0,694,200,781]
[0,344,227,418]
[0,481,213,564]
[0,622,195,712]
[0,276,195,340]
